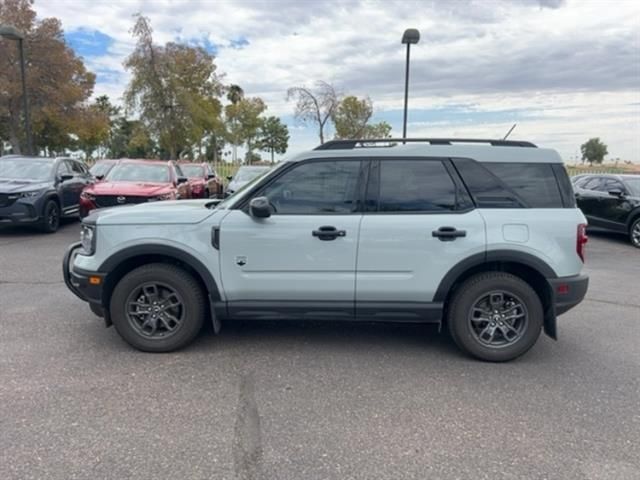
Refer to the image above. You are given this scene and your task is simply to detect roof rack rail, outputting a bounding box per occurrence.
[314,138,537,150]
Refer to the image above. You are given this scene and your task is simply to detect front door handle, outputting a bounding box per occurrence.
[432,226,466,241]
[312,225,346,241]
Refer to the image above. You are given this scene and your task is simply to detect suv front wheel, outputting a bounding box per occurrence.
[447,272,543,362]
[110,263,205,352]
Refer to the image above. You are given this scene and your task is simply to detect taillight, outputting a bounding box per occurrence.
[577,223,588,262]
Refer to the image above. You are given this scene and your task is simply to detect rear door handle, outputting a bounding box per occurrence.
[312,225,346,241]
[432,226,466,241]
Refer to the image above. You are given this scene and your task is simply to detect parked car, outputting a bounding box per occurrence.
[64,138,588,362]
[1,155,91,232]
[225,165,271,196]
[574,174,640,248]
[89,159,118,180]
[178,162,224,198]
[79,159,191,217]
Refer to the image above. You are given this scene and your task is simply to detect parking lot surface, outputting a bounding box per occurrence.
[1,222,639,480]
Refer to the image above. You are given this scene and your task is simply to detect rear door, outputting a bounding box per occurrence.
[595,177,631,231]
[65,160,91,213]
[355,158,486,319]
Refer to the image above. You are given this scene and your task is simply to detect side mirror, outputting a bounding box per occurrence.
[95,174,105,181]
[249,196,271,218]
[207,174,215,180]
[226,175,233,181]
[59,173,74,182]
[177,176,188,184]
[608,189,624,197]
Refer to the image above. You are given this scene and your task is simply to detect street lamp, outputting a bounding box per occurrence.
[0,24,33,155]
[401,28,420,141]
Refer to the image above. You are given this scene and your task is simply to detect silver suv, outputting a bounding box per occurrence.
[63,138,589,361]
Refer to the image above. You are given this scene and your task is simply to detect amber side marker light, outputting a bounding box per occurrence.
[89,276,102,285]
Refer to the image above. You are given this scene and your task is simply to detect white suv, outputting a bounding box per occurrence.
[63,138,589,361]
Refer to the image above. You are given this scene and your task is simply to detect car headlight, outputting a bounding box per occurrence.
[148,193,173,202]
[80,224,96,255]
[18,190,43,199]
[81,191,95,201]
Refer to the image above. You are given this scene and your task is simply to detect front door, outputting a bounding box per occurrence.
[356,158,486,320]
[219,159,364,319]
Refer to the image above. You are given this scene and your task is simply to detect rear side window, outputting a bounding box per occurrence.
[373,160,458,212]
[453,159,564,208]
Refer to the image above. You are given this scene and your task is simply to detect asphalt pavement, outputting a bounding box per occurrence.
[1,221,638,480]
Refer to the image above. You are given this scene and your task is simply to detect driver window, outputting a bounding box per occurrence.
[259,160,361,214]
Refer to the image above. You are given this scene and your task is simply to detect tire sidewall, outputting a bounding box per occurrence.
[448,273,543,362]
[41,200,60,233]
[630,218,640,249]
[110,265,205,352]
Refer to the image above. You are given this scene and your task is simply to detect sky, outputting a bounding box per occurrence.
[35,0,640,162]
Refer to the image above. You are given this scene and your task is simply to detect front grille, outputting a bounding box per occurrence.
[94,195,150,208]
[0,194,17,208]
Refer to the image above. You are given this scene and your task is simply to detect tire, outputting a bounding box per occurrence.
[110,263,205,352]
[39,200,60,233]
[629,217,640,249]
[447,272,543,362]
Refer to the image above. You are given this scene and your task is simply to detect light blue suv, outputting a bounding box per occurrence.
[63,138,589,361]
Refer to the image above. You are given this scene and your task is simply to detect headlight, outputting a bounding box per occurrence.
[80,224,96,255]
[18,190,43,199]
[148,193,173,202]
[81,191,95,201]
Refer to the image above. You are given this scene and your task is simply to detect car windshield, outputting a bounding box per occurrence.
[107,163,169,183]
[234,167,269,182]
[180,165,204,178]
[624,177,640,196]
[90,162,114,177]
[0,158,53,181]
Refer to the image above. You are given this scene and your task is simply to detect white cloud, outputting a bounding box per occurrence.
[34,0,640,161]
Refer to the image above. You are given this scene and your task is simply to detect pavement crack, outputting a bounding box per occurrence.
[233,373,264,480]
[585,297,640,309]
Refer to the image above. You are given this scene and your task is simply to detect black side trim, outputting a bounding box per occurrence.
[433,250,558,302]
[356,302,442,323]
[99,244,220,300]
[226,301,354,321]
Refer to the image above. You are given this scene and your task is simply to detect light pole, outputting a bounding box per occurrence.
[0,25,33,155]
[401,28,420,141]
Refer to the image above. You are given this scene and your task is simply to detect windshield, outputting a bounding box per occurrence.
[625,177,640,196]
[181,165,205,178]
[0,158,53,181]
[107,163,170,183]
[90,162,114,178]
[234,167,270,182]
[216,164,283,209]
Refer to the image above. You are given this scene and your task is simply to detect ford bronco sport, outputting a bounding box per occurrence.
[63,138,589,362]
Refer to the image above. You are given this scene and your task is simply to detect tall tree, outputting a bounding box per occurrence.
[287,81,339,144]
[225,96,266,163]
[257,116,289,163]
[124,14,222,160]
[74,103,110,160]
[227,84,244,105]
[581,138,608,165]
[332,95,392,139]
[0,0,95,154]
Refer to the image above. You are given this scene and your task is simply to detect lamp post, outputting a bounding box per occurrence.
[0,25,33,155]
[401,28,420,141]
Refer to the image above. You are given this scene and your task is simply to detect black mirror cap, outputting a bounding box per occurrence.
[95,174,105,181]
[207,174,215,180]
[226,175,233,181]
[177,176,188,184]
[608,189,624,197]
[59,173,74,182]
[249,196,271,218]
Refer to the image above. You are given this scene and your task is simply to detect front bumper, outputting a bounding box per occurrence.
[0,199,41,225]
[549,274,589,316]
[63,242,105,307]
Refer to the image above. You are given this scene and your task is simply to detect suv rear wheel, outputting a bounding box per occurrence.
[447,272,543,362]
[110,263,205,352]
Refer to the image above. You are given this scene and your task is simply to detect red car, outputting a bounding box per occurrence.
[80,159,191,217]
[178,162,224,198]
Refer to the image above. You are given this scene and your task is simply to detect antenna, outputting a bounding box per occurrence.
[503,124,517,140]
